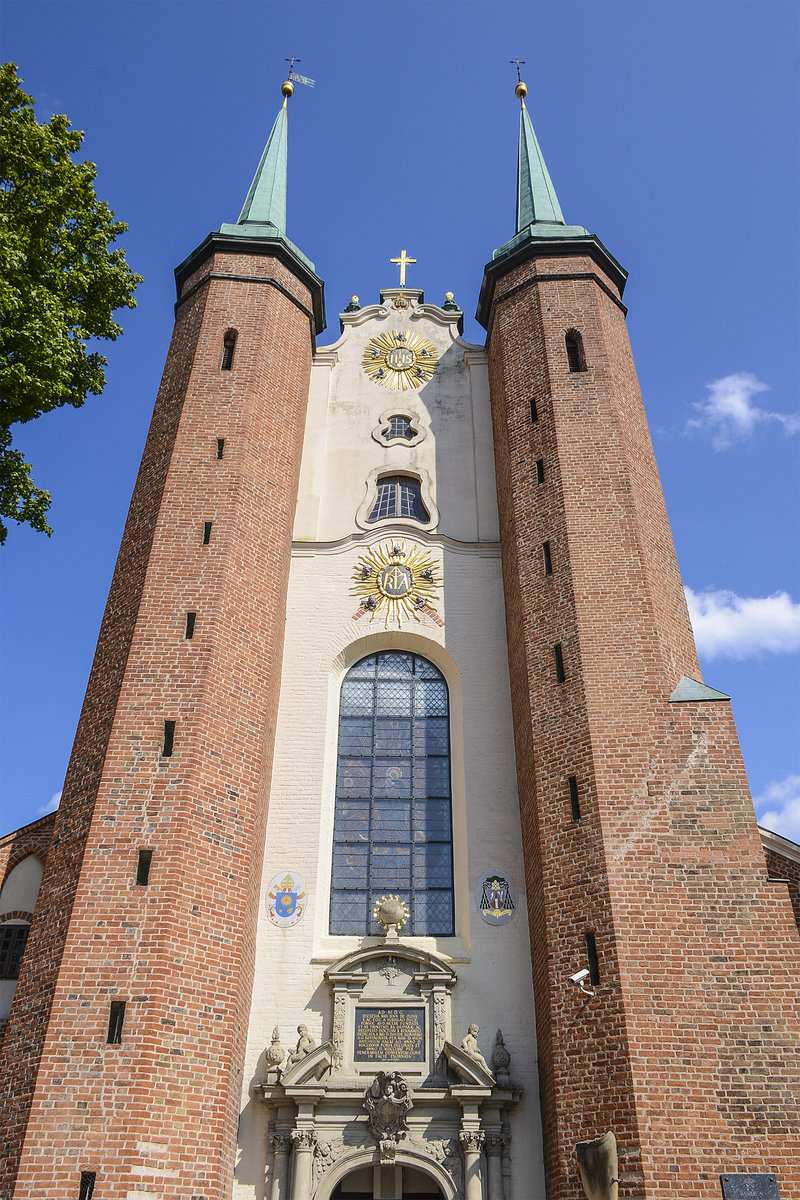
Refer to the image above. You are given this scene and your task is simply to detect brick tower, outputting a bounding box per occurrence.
[0,81,324,1199]
[476,79,800,1197]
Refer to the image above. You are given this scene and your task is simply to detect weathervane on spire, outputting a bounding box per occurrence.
[284,56,316,88]
[510,57,528,104]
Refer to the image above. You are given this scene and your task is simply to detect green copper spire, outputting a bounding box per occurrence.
[216,78,316,273]
[237,92,289,233]
[516,88,565,230]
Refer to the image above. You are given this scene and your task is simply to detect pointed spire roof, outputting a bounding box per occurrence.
[237,96,288,233]
[475,78,627,329]
[216,79,316,273]
[516,93,565,230]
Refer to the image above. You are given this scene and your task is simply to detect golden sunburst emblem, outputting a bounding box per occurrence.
[352,541,441,626]
[372,894,410,933]
[362,330,438,391]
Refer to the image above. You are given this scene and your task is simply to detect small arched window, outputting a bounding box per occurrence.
[368,475,429,523]
[383,415,417,442]
[565,330,586,373]
[220,330,237,371]
[330,652,454,936]
[0,922,29,980]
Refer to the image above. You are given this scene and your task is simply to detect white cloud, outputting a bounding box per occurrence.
[756,775,800,843]
[685,586,800,660]
[36,790,61,817]
[685,372,800,450]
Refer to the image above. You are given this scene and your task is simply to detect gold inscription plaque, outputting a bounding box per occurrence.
[354,1007,426,1062]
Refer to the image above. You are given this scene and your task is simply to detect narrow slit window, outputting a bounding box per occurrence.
[220,331,236,371]
[185,612,196,639]
[543,541,552,575]
[216,438,225,459]
[565,330,586,373]
[162,720,175,758]
[202,521,212,545]
[530,396,538,422]
[554,643,565,683]
[107,1001,125,1045]
[568,776,581,821]
[585,931,600,985]
[536,459,544,483]
[79,1172,97,1200]
[136,849,153,886]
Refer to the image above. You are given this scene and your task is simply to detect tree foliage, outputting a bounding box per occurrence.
[0,62,141,543]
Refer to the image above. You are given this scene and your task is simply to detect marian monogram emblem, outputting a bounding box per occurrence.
[267,871,307,928]
[352,541,441,627]
[362,330,438,391]
[476,871,517,925]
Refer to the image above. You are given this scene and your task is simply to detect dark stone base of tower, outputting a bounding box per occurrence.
[1,78,798,1200]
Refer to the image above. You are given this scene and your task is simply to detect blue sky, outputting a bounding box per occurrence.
[1,0,798,841]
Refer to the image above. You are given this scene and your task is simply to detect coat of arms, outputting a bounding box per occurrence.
[266,871,307,928]
[476,870,517,925]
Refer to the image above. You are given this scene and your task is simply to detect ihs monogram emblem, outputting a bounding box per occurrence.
[352,541,441,627]
[362,330,438,391]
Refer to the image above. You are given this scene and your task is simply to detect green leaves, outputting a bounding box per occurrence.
[0,62,141,543]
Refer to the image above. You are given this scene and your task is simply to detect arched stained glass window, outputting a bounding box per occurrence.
[368,475,429,523]
[330,651,454,936]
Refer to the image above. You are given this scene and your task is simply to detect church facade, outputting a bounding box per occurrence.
[2,76,799,1200]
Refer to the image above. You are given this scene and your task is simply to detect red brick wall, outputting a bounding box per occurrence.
[486,250,800,1198]
[0,246,317,1199]
[765,841,800,931]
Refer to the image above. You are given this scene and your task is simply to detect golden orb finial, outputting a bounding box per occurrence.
[515,80,528,100]
[281,79,294,99]
[445,292,454,301]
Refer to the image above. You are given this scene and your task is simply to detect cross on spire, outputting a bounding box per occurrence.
[510,58,526,82]
[390,249,417,287]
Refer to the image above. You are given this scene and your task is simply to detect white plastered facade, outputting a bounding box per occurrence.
[235,290,544,1200]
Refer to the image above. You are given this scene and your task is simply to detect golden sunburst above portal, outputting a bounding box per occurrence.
[352,541,441,626]
[362,330,438,391]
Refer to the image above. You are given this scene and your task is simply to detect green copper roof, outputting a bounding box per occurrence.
[517,101,565,230]
[669,676,731,703]
[237,102,288,233]
[215,93,317,272]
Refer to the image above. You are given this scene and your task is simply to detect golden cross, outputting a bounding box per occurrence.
[390,249,417,287]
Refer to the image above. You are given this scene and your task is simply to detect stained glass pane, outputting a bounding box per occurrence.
[373,759,412,798]
[375,719,412,756]
[330,892,368,934]
[372,800,411,842]
[413,757,449,798]
[334,799,370,839]
[376,681,412,717]
[330,652,454,935]
[332,845,369,887]
[340,680,374,716]
[414,680,448,717]
[412,718,448,756]
[339,718,373,756]
[413,799,451,841]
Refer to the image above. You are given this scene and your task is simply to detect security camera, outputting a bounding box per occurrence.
[569,968,595,996]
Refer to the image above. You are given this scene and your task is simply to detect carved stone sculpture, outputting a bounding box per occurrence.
[460,1023,490,1072]
[576,1130,619,1200]
[265,1026,285,1073]
[363,1071,413,1143]
[287,1023,316,1065]
[491,1028,511,1086]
